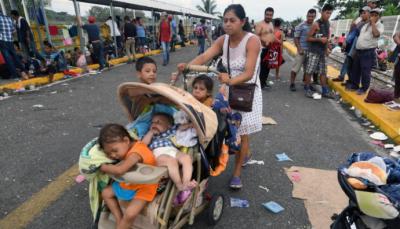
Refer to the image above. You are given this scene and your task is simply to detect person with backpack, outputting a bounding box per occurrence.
[195,19,208,55]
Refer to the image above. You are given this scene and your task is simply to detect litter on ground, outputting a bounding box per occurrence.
[276,153,293,162]
[230,198,249,208]
[258,185,270,192]
[246,159,265,165]
[262,201,284,213]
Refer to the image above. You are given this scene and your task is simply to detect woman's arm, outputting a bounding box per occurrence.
[177,35,224,72]
[219,36,261,85]
[100,153,142,176]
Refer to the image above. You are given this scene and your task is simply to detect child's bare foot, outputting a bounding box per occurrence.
[182,180,197,190]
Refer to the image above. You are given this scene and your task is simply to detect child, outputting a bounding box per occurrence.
[38,41,60,82]
[136,56,157,84]
[142,113,196,191]
[99,124,158,229]
[191,74,214,106]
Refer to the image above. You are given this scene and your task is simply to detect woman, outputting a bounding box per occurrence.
[159,13,172,66]
[177,4,262,189]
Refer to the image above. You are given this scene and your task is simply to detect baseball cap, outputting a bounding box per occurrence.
[370,8,382,14]
[88,16,96,23]
[361,6,371,12]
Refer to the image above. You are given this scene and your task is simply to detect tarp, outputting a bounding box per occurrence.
[71,0,219,19]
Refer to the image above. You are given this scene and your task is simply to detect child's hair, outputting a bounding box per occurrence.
[153,112,174,126]
[192,75,213,94]
[136,56,157,71]
[98,124,133,149]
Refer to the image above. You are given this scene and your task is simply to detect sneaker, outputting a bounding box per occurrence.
[356,89,366,95]
[290,83,296,92]
[229,176,242,189]
[322,91,336,99]
[242,154,252,167]
[305,89,314,98]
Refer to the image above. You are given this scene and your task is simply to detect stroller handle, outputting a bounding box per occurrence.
[185,65,219,74]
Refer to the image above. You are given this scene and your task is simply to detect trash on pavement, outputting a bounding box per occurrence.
[50,91,57,94]
[258,185,270,192]
[262,201,284,213]
[262,116,277,125]
[371,140,384,147]
[369,132,388,141]
[393,145,400,152]
[246,159,265,165]
[32,104,44,108]
[384,144,394,149]
[290,171,302,182]
[230,197,249,208]
[350,106,355,110]
[390,151,400,158]
[312,93,321,100]
[276,153,293,162]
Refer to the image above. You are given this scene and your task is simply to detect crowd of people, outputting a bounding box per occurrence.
[0,10,194,81]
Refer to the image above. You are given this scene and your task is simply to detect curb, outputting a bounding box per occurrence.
[283,41,400,144]
[0,43,187,91]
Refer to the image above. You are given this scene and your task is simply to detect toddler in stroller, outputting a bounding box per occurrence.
[80,81,226,229]
[331,152,400,229]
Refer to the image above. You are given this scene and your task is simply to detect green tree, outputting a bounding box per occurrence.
[291,17,304,28]
[317,0,400,18]
[196,0,220,15]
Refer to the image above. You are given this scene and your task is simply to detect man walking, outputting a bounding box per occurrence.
[0,12,29,80]
[304,4,334,99]
[255,7,275,89]
[123,16,136,63]
[159,13,172,66]
[289,9,316,91]
[77,16,105,70]
[348,8,384,94]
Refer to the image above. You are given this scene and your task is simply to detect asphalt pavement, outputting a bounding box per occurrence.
[0,46,380,229]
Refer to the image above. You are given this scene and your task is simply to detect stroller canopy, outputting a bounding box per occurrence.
[118,82,218,149]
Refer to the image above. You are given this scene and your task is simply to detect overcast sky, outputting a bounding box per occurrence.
[50,0,320,21]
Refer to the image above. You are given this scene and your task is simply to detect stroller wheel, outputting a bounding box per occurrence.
[207,193,224,225]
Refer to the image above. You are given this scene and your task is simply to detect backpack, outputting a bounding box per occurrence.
[194,24,205,38]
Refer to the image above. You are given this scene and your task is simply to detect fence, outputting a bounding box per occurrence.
[331,15,400,50]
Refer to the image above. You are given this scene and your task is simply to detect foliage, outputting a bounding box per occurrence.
[196,0,220,15]
[316,0,400,19]
[86,6,146,23]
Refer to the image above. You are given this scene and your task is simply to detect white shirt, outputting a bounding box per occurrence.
[356,21,384,50]
[106,19,121,37]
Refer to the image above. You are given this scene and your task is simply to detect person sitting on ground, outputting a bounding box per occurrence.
[142,113,197,191]
[135,56,157,84]
[74,47,88,72]
[99,124,158,229]
[38,41,60,82]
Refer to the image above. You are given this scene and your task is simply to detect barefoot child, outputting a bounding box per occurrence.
[99,124,158,229]
[142,113,197,191]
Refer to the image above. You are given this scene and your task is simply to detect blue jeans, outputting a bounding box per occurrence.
[339,55,349,79]
[198,37,205,54]
[161,41,170,64]
[0,40,25,79]
[92,41,105,69]
[350,49,375,91]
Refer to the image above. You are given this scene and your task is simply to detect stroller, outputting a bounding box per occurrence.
[331,152,400,229]
[81,66,229,229]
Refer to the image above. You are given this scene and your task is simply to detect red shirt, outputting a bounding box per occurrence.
[160,20,171,42]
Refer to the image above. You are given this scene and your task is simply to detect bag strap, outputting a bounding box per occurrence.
[227,36,231,77]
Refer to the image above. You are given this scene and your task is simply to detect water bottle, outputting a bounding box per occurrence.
[29,63,35,76]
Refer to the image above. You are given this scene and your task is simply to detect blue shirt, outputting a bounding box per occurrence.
[294,21,312,51]
[149,125,178,150]
[136,25,145,38]
[82,24,100,42]
[0,13,15,42]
